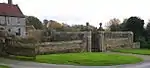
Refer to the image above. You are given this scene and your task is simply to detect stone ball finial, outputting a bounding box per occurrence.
[86,22,89,26]
[99,23,102,27]
[43,19,48,25]
[98,23,104,31]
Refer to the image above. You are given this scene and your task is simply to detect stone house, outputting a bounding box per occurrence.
[0,0,26,37]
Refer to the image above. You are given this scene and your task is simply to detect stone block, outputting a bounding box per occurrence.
[132,42,140,49]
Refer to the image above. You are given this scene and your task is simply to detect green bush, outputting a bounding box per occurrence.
[139,39,150,49]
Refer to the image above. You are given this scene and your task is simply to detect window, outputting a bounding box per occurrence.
[0,19,1,25]
[0,27,4,30]
[7,17,10,24]
[16,28,21,36]
[17,18,20,24]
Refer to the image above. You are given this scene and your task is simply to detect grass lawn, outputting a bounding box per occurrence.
[0,65,10,68]
[32,53,142,66]
[112,49,150,55]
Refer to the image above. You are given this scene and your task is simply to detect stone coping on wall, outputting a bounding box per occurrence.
[54,31,89,33]
[98,31,133,34]
[107,38,129,40]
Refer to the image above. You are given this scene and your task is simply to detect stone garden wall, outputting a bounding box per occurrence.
[51,32,89,41]
[0,31,91,57]
[37,40,87,54]
[26,30,43,42]
[37,31,92,54]
[132,42,140,48]
[0,30,141,57]
[4,42,38,57]
[98,31,137,51]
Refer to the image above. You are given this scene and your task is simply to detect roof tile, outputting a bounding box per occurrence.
[0,3,24,17]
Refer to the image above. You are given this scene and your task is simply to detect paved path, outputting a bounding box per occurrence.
[0,52,150,68]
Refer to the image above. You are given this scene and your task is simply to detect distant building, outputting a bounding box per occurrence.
[26,25,36,32]
[43,19,48,27]
[0,0,26,37]
[46,20,62,29]
[62,23,70,28]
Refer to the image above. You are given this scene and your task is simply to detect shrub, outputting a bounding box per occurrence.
[139,39,150,49]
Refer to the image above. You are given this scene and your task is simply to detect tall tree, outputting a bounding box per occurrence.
[107,18,120,31]
[146,20,150,31]
[119,18,128,31]
[26,16,43,29]
[108,18,120,31]
[122,16,145,41]
[146,20,150,40]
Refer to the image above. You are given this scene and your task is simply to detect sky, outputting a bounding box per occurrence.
[1,0,150,27]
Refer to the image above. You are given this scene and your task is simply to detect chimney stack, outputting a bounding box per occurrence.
[8,0,12,4]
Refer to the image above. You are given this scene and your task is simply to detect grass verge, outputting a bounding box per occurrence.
[112,49,150,55]
[6,53,143,66]
[0,65,10,68]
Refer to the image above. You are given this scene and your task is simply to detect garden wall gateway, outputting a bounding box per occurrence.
[0,30,140,57]
[38,31,139,53]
